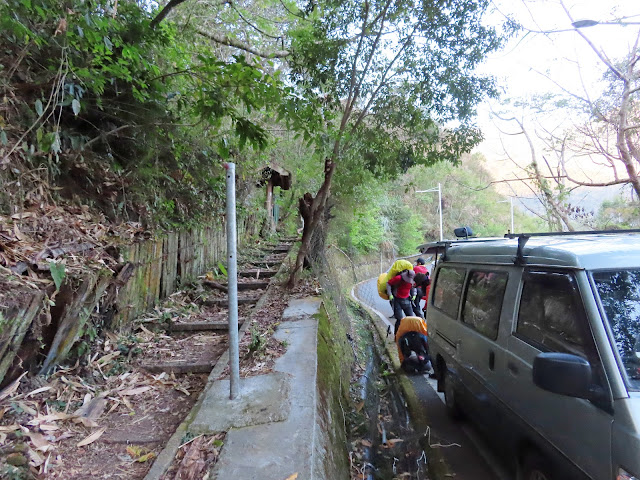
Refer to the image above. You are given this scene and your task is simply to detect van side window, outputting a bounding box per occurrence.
[433,266,466,319]
[462,271,508,340]
[516,271,589,357]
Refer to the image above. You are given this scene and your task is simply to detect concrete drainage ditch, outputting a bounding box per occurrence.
[348,303,430,480]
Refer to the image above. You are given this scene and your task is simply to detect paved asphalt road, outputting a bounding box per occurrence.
[354,277,511,480]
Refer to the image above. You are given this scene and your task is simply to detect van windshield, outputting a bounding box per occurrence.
[592,269,640,391]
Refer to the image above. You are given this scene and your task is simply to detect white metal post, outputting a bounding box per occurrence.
[510,196,514,233]
[498,197,515,234]
[437,183,443,241]
[416,184,444,242]
[224,162,239,400]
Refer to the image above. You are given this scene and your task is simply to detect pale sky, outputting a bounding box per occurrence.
[474,0,639,198]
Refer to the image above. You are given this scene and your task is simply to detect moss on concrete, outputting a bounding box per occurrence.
[315,299,352,479]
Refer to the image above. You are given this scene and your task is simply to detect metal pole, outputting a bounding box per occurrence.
[438,183,443,241]
[416,185,444,241]
[510,197,514,234]
[224,162,239,400]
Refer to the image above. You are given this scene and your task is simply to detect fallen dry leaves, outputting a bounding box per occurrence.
[0,329,204,479]
[160,432,226,480]
[76,427,106,447]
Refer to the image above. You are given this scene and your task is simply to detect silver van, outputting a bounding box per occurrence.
[420,231,640,480]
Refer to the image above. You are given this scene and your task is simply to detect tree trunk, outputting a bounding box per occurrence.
[287,158,335,288]
[617,69,640,199]
[519,118,575,232]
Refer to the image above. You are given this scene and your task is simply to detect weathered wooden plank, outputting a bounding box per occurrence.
[170,321,243,332]
[249,259,282,267]
[145,238,163,310]
[178,230,192,283]
[235,281,270,291]
[202,297,258,306]
[161,233,179,298]
[0,290,44,384]
[261,246,290,253]
[40,270,111,374]
[205,281,269,291]
[238,269,277,278]
[143,362,213,374]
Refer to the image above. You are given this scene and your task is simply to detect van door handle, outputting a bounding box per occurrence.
[507,362,519,375]
[488,351,495,371]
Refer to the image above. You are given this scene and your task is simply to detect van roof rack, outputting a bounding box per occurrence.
[504,229,640,239]
[420,229,640,268]
[505,229,640,265]
[417,237,504,265]
[418,237,504,255]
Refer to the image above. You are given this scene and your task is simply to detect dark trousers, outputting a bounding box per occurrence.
[393,297,414,333]
[411,298,423,318]
[412,286,427,318]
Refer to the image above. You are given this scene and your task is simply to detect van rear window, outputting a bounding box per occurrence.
[462,271,508,340]
[433,266,465,319]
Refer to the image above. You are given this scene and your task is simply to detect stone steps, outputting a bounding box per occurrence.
[238,269,277,278]
[202,297,259,306]
[169,320,243,332]
[143,361,214,374]
[247,259,281,267]
[231,281,270,291]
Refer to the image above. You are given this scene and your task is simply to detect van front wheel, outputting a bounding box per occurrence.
[519,451,554,480]
[443,368,462,419]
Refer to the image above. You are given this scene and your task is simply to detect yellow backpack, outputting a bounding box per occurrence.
[377,273,389,300]
[376,259,414,300]
[386,259,413,281]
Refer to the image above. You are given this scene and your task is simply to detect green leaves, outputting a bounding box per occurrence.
[48,260,66,292]
[217,262,227,277]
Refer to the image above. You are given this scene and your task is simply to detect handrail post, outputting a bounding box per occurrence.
[224,162,239,400]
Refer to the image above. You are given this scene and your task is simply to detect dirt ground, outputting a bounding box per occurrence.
[0,335,207,480]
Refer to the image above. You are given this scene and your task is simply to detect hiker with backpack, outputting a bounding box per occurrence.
[395,315,432,374]
[387,269,416,334]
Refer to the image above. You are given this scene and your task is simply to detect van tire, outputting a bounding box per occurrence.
[443,368,462,419]
[519,451,554,480]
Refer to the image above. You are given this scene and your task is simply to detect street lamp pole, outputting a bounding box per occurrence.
[416,183,443,241]
[498,197,515,234]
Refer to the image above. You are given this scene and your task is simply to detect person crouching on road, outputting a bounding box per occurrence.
[396,315,432,374]
[387,269,416,334]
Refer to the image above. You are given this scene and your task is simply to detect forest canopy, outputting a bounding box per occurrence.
[1,0,516,277]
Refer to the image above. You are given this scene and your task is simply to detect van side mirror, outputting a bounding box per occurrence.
[533,352,591,399]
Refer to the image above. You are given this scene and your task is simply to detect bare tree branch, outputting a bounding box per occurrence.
[83,125,133,149]
[229,3,282,40]
[194,28,290,58]
[563,175,631,188]
[151,0,195,29]
[343,0,372,124]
